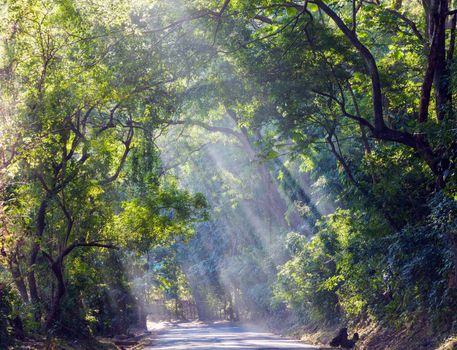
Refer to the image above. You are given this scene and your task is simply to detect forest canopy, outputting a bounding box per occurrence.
[0,0,456,348]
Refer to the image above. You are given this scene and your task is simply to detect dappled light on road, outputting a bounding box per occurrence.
[146,322,318,349]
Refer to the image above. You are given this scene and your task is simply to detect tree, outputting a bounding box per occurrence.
[0,0,207,333]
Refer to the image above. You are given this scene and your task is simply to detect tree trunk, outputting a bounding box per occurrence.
[137,304,147,329]
[28,198,47,306]
[430,0,449,121]
[192,288,211,321]
[45,261,65,331]
[8,255,29,303]
[447,14,457,116]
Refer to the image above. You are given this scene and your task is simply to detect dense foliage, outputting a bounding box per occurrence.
[1,0,457,347]
[159,0,457,336]
[0,0,207,343]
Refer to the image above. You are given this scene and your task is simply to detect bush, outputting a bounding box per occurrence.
[274,193,457,328]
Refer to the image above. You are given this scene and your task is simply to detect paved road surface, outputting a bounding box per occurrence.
[146,321,319,350]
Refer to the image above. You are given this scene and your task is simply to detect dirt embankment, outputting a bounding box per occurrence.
[270,316,457,350]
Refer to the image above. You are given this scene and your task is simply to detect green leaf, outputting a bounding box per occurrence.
[286,7,298,16]
[308,3,319,12]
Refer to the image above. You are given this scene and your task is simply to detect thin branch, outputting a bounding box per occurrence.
[142,10,219,34]
[218,0,231,16]
[100,125,134,185]
[253,15,273,24]
[62,241,118,259]
[384,9,427,48]
[311,89,375,132]
[168,119,257,161]
[169,120,243,139]
[97,103,121,136]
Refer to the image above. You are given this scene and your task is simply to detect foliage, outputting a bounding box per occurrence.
[1,0,457,345]
[0,0,207,336]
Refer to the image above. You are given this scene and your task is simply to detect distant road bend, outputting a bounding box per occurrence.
[146,321,319,350]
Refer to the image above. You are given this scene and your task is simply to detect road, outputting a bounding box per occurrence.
[146,321,320,350]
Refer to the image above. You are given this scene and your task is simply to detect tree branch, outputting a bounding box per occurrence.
[311,89,376,132]
[384,9,427,47]
[168,119,257,160]
[253,15,273,24]
[142,10,220,34]
[100,125,134,185]
[62,241,118,260]
[311,0,386,131]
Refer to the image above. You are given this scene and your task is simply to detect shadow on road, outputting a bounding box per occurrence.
[146,321,319,350]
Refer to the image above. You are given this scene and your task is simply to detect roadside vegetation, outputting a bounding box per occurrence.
[0,0,456,349]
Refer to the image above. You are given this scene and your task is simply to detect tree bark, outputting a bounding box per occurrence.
[426,0,448,121]
[8,254,29,303]
[27,198,48,323]
[44,261,65,331]
[447,13,457,115]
